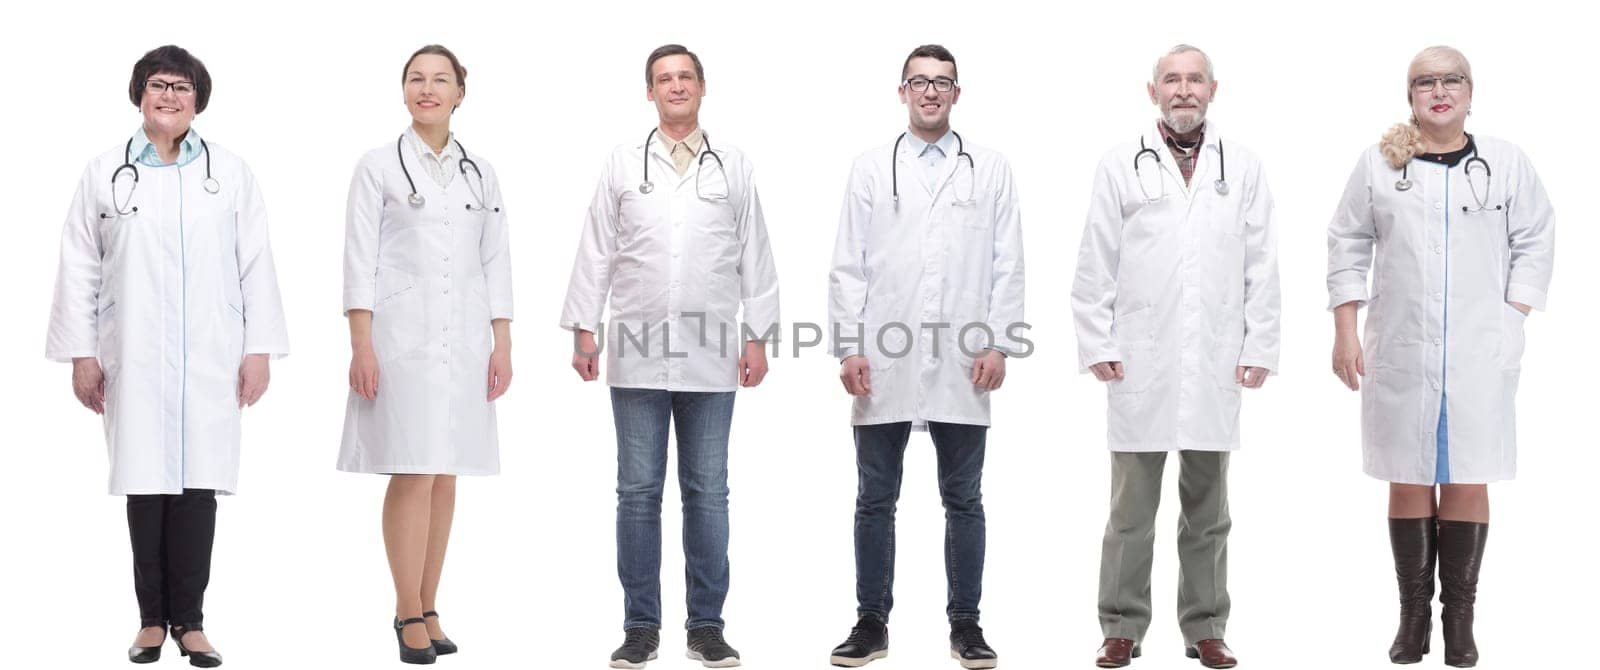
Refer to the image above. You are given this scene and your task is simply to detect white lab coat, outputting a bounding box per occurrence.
[559,131,779,391]
[1327,136,1554,484]
[338,132,513,475]
[46,136,290,495]
[1071,123,1280,452]
[827,135,1025,428]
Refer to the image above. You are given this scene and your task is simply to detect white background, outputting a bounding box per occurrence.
[1,1,1593,668]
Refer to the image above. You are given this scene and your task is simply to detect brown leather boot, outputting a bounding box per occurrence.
[1437,520,1488,668]
[1387,517,1436,663]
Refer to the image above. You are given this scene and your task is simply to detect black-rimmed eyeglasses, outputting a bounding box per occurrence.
[902,77,957,93]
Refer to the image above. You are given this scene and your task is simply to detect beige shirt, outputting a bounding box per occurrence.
[407,127,457,189]
[657,127,704,176]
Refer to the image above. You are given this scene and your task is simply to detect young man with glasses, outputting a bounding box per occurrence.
[826,43,1025,670]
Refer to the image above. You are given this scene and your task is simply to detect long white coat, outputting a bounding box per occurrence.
[559,131,779,392]
[338,132,513,475]
[1071,123,1280,452]
[46,136,290,495]
[1327,136,1554,484]
[827,135,1025,428]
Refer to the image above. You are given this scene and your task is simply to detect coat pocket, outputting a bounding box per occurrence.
[1109,306,1156,394]
[373,268,425,362]
[1500,302,1527,371]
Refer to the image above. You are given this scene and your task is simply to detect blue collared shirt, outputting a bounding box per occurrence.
[903,130,956,192]
[132,127,203,166]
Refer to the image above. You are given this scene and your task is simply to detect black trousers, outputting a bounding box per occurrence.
[126,489,216,628]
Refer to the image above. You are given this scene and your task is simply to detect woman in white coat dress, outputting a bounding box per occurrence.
[45,45,289,666]
[337,45,513,664]
[1327,46,1554,668]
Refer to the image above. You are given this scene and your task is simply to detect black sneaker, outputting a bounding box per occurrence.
[949,620,998,669]
[830,617,889,667]
[610,627,660,669]
[685,626,741,667]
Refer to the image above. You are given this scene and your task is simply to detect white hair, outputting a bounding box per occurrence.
[1152,44,1214,83]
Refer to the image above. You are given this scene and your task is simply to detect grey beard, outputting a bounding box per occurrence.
[1163,111,1205,135]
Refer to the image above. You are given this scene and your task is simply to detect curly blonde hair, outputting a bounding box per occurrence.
[1379,46,1473,169]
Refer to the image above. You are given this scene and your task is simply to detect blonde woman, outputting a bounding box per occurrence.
[1327,46,1554,668]
[338,44,513,664]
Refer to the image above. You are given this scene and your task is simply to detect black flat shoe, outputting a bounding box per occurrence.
[394,616,438,665]
[422,610,458,655]
[170,624,223,668]
[128,626,165,664]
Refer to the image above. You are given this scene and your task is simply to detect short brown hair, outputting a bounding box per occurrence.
[901,44,957,82]
[129,45,213,113]
[645,44,704,86]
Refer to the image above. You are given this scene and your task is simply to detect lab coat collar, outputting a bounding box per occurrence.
[132,126,202,167]
[656,126,704,157]
[642,126,713,190]
[902,129,955,160]
[1144,119,1222,192]
[405,126,458,162]
[898,128,962,197]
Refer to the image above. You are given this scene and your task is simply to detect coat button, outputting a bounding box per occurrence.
[1433,337,1442,345]
[1432,202,1443,211]
[1432,381,1441,390]
[444,220,451,226]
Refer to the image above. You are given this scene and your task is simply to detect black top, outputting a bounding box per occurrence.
[1415,134,1476,167]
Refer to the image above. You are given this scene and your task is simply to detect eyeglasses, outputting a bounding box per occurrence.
[1412,74,1469,92]
[902,77,957,93]
[145,79,197,96]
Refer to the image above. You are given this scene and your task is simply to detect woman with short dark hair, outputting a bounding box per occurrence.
[46,44,289,667]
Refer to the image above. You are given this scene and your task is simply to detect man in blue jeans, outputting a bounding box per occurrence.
[826,44,1026,669]
[559,43,780,669]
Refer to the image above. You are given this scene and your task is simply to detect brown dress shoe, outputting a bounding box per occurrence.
[1185,639,1237,669]
[1095,638,1140,668]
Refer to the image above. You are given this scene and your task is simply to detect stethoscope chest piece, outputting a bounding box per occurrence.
[407,192,425,208]
[1213,179,1229,196]
[639,181,654,194]
[1394,179,1414,192]
[203,177,220,195]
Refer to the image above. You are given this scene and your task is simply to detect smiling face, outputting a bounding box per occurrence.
[1408,64,1473,136]
[647,54,705,127]
[139,71,198,137]
[1148,50,1216,134]
[404,53,465,125]
[899,56,960,134]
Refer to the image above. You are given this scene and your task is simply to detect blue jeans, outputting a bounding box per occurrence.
[611,387,736,631]
[853,421,987,624]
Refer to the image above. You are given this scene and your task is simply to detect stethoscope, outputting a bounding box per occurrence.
[1132,135,1227,202]
[638,128,728,200]
[396,134,498,212]
[1394,144,1501,213]
[891,130,975,208]
[104,136,219,218]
